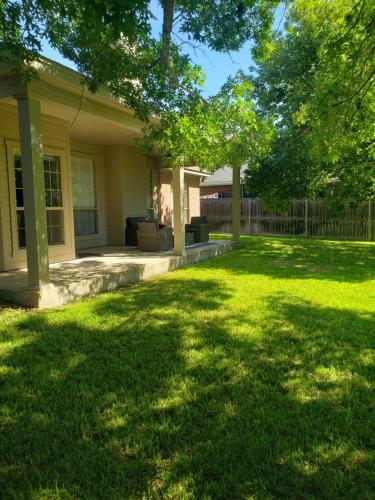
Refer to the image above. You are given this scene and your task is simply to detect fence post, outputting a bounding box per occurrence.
[368,199,372,241]
[305,198,309,237]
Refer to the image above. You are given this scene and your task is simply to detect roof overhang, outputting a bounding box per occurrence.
[160,167,210,178]
[199,179,245,187]
[0,56,159,147]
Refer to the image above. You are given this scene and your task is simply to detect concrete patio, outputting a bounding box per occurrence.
[0,239,235,308]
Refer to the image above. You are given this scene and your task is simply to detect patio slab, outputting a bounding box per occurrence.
[0,240,236,308]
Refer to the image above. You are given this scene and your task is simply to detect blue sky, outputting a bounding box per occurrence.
[42,1,283,97]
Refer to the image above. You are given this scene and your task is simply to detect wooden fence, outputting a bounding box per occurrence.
[201,198,375,241]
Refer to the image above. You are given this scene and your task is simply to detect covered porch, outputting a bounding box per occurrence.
[0,58,242,308]
[0,240,235,308]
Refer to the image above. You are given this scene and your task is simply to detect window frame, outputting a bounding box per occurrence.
[169,183,190,225]
[146,168,155,219]
[8,141,68,253]
[184,186,189,225]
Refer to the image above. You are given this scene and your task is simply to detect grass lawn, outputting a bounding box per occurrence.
[0,236,374,498]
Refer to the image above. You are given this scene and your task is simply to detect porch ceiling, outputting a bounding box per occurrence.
[64,107,142,146]
[42,100,143,147]
[68,112,142,146]
[2,97,143,146]
[1,56,151,147]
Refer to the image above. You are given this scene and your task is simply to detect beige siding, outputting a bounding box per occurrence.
[0,102,75,271]
[104,146,124,245]
[104,145,156,245]
[122,147,150,218]
[70,141,107,250]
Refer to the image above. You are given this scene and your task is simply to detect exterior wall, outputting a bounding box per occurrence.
[70,141,107,250]
[159,170,173,225]
[122,148,155,219]
[188,176,201,221]
[0,102,75,271]
[104,146,124,245]
[159,170,201,225]
[104,145,157,245]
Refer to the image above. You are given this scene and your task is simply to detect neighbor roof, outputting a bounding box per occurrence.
[200,166,246,187]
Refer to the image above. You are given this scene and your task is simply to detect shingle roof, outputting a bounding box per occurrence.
[199,166,246,186]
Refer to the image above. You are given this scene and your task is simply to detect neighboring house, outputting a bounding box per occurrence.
[0,57,210,276]
[200,166,248,198]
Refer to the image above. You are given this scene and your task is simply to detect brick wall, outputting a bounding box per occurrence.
[159,170,201,225]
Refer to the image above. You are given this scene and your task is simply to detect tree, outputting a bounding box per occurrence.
[141,72,273,172]
[246,0,375,203]
[0,0,278,119]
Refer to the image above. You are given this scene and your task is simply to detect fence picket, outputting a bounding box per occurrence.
[201,198,374,241]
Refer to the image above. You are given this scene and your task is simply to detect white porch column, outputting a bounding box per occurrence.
[232,167,241,242]
[172,166,186,256]
[16,94,49,288]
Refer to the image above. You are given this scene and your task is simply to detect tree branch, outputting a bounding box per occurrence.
[336,0,366,44]
[159,0,237,127]
[335,65,375,107]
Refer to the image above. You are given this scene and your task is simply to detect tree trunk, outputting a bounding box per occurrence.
[161,0,176,67]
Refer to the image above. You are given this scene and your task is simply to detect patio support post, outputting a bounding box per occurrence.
[172,166,186,256]
[232,166,241,242]
[16,94,49,288]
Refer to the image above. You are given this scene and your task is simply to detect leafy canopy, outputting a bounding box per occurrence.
[141,72,273,172]
[0,0,278,118]
[0,0,278,170]
[246,0,375,202]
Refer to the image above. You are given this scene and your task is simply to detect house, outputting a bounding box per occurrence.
[200,166,249,198]
[0,57,238,308]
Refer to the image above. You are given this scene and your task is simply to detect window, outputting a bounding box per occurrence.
[184,187,189,224]
[169,185,189,225]
[170,186,174,226]
[146,169,154,218]
[72,157,97,236]
[14,152,64,248]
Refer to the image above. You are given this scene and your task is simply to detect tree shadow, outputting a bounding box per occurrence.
[0,278,231,497]
[153,293,375,498]
[204,235,375,283]
[0,276,374,497]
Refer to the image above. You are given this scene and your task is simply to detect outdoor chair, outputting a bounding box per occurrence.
[125,216,149,246]
[185,231,195,246]
[137,221,173,252]
[185,216,209,243]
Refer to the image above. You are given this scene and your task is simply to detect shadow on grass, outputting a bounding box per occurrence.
[205,235,375,283]
[0,277,374,497]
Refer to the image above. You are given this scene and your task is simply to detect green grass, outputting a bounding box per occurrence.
[0,236,374,499]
